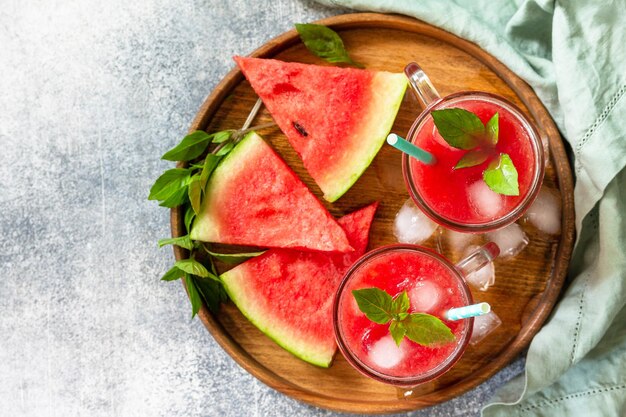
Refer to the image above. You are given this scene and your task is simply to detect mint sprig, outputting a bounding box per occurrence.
[149,126,268,318]
[431,108,520,196]
[295,23,364,68]
[352,288,455,347]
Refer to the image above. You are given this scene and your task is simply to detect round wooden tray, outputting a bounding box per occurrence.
[171,13,575,414]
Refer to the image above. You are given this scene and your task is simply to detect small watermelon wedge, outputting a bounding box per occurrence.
[234,56,407,202]
[220,202,378,367]
[189,132,352,252]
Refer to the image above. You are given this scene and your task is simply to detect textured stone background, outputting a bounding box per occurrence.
[0,0,525,416]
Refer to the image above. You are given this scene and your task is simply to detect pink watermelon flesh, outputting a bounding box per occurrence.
[189,132,352,253]
[220,202,378,367]
[234,57,407,202]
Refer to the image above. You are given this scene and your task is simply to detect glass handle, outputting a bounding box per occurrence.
[455,242,500,277]
[404,62,441,107]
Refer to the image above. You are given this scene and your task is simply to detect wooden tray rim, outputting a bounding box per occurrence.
[170,12,576,414]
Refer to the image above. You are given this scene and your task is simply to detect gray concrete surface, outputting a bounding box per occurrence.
[0,0,525,416]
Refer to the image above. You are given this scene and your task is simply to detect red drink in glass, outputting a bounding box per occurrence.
[403,64,544,232]
[333,245,473,386]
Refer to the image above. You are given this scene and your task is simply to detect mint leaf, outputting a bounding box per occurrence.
[431,108,485,150]
[183,273,202,318]
[204,249,265,265]
[148,168,192,201]
[295,23,364,68]
[158,235,194,250]
[162,131,212,161]
[161,265,184,281]
[402,313,455,346]
[486,112,499,145]
[389,321,406,347]
[483,153,519,196]
[174,258,210,278]
[188,174,203,215]
[454,148,490,169]
[352,288,394,324]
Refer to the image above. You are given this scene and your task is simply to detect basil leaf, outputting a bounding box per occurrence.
[200,154,222,192]
[194,276,225,313]
[295,23,364,68]
[486,112,499,145]
[454,148,490,169]
[183,273,202,318]
[392,291,410,318]
[204,249,265,265]
[184,206,196,233]
[211,131,233,144]
[158,235,194,250]
[148,168,192,201]
[174,258,210,278]
[389,321,406,347]
[402,313,455,346]
[159,185,190,208]
[215,141,235,157]
[162,131,212,161]
[483,153,519,196]
[161,265,184,281]
[352,288,394,324]
[188,174,203,215]
[431,108,485,150]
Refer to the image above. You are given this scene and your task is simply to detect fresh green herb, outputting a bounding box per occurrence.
[352,287,454,347]
[431,108,485,150]
[158,235,194,250]
[431,109,519,195]
[203,247,266,265]
[295,23,364,68]
[150,122,272,319]
[483,153,519,196]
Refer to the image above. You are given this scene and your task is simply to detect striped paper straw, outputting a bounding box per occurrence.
[445,302,491,321]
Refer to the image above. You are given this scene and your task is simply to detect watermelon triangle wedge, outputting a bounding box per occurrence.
[234,56,407,202]
[220,202,378,367]
[189,132,352,252]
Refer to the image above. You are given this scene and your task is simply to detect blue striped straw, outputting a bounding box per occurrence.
[445,302,491,321]
[386,133,436,165]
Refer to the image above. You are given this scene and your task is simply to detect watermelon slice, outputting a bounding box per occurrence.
[189,132,352,252]
[234,56,407,202]
[220,202,378,367]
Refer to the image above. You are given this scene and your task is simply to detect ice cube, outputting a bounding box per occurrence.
[408,281,441,313]
[446,229,476,253]
[470,310,502,345]
[368,335,404,369]
[394,198,438,244]
[486,223,529,258]
[525,188,561,235]
[468,180,503,219]
[463,245,496,291]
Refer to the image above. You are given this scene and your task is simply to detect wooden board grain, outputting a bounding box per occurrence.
[170,13,575,414]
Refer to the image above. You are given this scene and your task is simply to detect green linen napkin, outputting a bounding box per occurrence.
[316,1,626,415]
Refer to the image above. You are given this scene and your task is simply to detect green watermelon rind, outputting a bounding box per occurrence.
[188,132,260,242]
[321,72,408,202]
[220,267,335,368]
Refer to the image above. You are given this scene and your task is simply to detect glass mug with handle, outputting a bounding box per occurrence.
[401,62,545,233]
[333,242,499,387]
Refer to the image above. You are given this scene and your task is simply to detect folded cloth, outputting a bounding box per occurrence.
[316,1,626,415]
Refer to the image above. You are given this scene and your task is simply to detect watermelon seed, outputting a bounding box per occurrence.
[292,121,309,137]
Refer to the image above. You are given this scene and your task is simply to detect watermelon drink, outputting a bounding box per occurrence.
[402,63,544,232]
[334,244,497,386]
